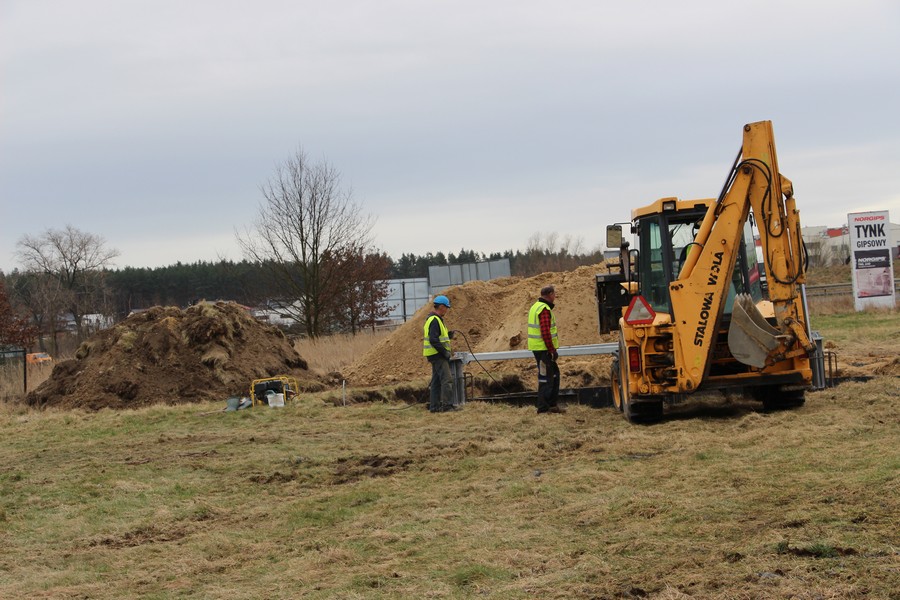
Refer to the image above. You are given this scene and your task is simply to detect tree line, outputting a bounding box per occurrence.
[391,237,604,279]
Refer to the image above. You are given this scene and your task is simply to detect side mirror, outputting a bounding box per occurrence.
[606,225,623,249]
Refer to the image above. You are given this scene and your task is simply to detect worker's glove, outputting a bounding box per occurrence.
[448,330,455,340]
[550,350,559,362]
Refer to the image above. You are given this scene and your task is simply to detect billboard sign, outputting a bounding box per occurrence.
[848,211,895,311]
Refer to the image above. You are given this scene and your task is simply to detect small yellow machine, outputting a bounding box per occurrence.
[250,376,299,406]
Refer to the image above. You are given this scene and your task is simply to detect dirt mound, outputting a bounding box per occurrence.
[346,263,899,392]
[345,264,618,390]
[875,357,900,377]
[838,355,900,379]
[27,302,322,410]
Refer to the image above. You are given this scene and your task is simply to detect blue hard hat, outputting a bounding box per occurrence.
[433,295,451,308]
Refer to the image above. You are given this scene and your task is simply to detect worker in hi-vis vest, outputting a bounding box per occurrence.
[423,295,457,412]
[527,285,564,414]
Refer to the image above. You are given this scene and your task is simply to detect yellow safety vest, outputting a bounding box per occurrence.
[423,314,451,357]
[527,300,558,351]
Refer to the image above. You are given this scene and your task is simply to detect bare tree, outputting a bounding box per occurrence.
[526,231,585,257]
[15,226,119,341]
[237,148,380,337]
[0,279,38,349]
[6,271,70,353]
[325,247,392,333]
[523,231,591,274]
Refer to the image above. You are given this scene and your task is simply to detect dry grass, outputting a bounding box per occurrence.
[807,294,855,315]
[293,329,393,375]
[812,310,899,361]
[1,312,897,598]
[0,362,54,398]
[0,378,897,599]
[806,262,900,286]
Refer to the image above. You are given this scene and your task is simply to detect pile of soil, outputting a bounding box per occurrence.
[27,302,322,410]
[345,264,619,391]
[345,262,898,392]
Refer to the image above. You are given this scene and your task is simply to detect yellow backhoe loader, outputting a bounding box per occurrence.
[597,121,818,422]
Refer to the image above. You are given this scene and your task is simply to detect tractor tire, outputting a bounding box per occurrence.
[615,333,664,423]
[752,385,806,411]
[611,357,625,413]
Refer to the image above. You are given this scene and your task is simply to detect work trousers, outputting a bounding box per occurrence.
[533,350,560,412]
[428,356,454,412]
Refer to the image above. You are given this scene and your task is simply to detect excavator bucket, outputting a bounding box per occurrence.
[728,294,780,368]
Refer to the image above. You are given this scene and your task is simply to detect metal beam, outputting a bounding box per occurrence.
[454,343,618,365]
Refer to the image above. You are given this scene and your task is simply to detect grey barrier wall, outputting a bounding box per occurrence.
[384,278,430,323]
[381,260,511,325]
[428,259,511,296]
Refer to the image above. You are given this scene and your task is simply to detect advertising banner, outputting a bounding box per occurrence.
[848,211,895,311]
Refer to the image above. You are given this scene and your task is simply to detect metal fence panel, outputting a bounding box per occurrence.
[384,278,430,323]
[428,259,511,296]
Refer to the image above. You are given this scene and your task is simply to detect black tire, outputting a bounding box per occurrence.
[615,333,664,423]
[752,385,806,411]
[627,399,664,423]
[612,333,630,415]
[611,357,625,413]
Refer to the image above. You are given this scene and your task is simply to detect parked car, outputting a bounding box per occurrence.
[26,352,53,365]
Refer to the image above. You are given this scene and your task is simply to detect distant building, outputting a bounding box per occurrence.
[82,313,114,331]
[802,221,899,266]
[251,300,300,328]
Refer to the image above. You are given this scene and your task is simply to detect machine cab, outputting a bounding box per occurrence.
[633,197,765,319]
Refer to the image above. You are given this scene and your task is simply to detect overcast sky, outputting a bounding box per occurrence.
[2,0,899,273]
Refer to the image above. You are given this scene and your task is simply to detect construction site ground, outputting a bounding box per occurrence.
[22,263,900,411]
[3,264,898,598]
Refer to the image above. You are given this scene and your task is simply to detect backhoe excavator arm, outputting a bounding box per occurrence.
[668,121,814,392]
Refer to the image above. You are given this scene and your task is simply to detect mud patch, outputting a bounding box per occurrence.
[249,471,298,484]
[393,384,428,404]
[324,388,393,406]
[90,524,189,548]
[874,357,900,377]
[331,454,413,484]
[478,374,527,396]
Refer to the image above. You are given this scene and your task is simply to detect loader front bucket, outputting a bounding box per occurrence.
[728,294,780,368]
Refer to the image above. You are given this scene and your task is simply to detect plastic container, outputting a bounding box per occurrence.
[268,392,285,407]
